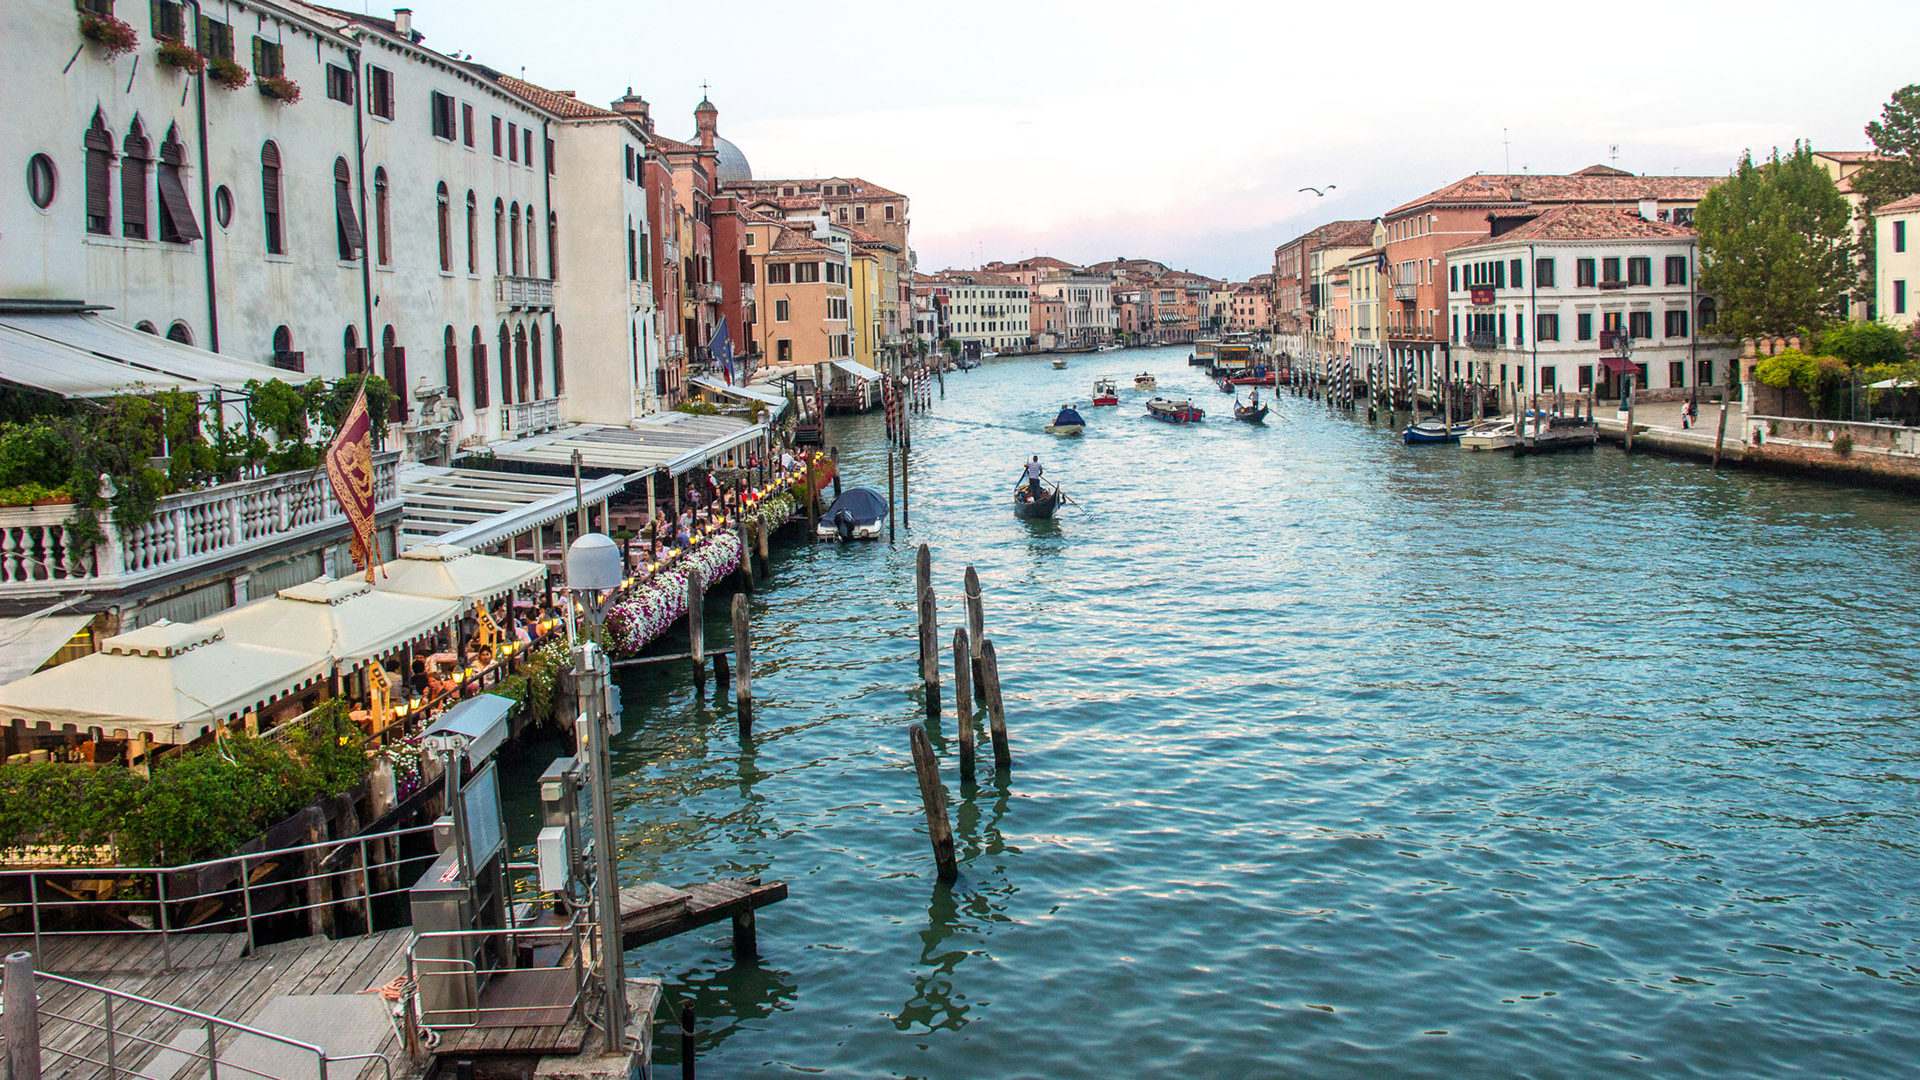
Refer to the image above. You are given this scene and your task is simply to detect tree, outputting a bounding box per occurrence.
[1816,320,1909,368]
[1850,85,1920,302]
[1695,143,1856,339]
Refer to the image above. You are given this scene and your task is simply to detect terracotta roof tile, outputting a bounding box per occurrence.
[770,228,836,255]
[1877,192,1920,215]
[491,75,621,119]
[1452,204,1696,250]
[1389,170,1720,217]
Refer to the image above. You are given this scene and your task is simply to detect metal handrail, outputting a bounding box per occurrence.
[7,823,441,964]
[406,918,590,1031]
[33,970,395,1080]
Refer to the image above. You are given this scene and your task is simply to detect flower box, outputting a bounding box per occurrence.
[257,76,301,104]
[155,38,205,74]
[207,56,249,90]
[78,12,139,56]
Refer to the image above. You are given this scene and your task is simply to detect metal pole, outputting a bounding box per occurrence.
[578,640,628,1049]
[6,951,43,1080]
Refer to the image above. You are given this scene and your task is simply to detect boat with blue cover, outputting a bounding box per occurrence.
[1402,417,1475,444]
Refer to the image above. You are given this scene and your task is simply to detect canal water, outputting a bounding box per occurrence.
[508,345,1920,1078]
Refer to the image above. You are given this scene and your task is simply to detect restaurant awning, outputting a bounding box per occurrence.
[1600,355,1642,374]
[690,375,792,419]
[374,544,545,606]
[0,322,213,397]
[831,358,883,381]
[398,465,632,550]
[491,413,767,478]
[0,611,94,686]
[207,577,459,670]
[0,620,329,743]
[0,312,276,394]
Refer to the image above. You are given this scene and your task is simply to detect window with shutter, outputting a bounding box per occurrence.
[466,192,478,274]
[531,326,544,400]
[261,141,284,253]
[374,168,391,265]
[156,126,199,242]
[151,0,186,40]
[1665,255,1687,285]
[1628,257,1651,286]
[197,16,233,60]
[545,138,555,176]
[509,203,522,275]
[383,344,407,422]
[547,213,558,279]
[462,104,474,147]
[333,157,364,259]
[523,129,533,167]
[121,119,151,240]
[525,215,538,278]
[252,37,283,79]
[514,326,529,401]
[325,64,353,103]
[491,116,502,157]
[430,92,455,140]
[443,327,460,401]
[497,324,514,406]
[368,67,393,120]
[552,325,564,393]
[507,123,518,162]
[436,183,451,272]
[471,329,489,409]
[85,112,113,236]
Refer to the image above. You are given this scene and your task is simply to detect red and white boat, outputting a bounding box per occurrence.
[1091,376,1120,407]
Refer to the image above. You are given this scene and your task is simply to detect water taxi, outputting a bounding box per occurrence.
[1091,377,1120,406]
[1044,404,1086,436]
[1134,372,1158,390]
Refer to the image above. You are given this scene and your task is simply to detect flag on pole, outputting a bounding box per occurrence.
[324,382,381,582]
[709,317,734,385]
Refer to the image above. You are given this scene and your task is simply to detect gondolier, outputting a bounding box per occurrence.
[1021,455,1045,500]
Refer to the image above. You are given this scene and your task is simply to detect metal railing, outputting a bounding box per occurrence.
[1467,331,1505,352]
[17,963,393,1080]
[3,824,441,966]
[1392,282,1419,301]
[692,281,722,303]
[406,918,589,1032]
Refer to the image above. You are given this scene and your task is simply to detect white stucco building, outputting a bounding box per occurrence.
[1874,193,1920,331]
[1444,204,1738,404]
[935,273,1030,354]
[1030,272,1115,347]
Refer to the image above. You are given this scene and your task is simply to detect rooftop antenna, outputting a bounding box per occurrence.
[1504,128,1510,172]
[1609,143,1620,167]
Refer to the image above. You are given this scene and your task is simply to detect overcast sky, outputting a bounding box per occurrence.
[394,0,1911,280]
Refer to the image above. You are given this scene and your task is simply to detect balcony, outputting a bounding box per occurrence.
[0,452,400,599]
[496,275,554,311]
[1393,282,1419,302]
[739,283,755,305]
[630,281,652,310]
[662,239,681,264]
[1467,330,1505,352]
[692,281,723,304]
[502,396,563,438]
[1598,279,1627,291]
[665,333,686,360]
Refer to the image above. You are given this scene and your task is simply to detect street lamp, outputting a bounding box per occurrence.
[1613,329,1636,411]
[564,533,629,1051]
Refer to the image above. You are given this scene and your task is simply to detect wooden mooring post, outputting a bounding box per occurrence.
[979,638,1010,770]
[688,569,706,693]
[953,627,975,784]
[964,565,984,683]
[1624,384,1637,455]
[6,951,42,1080]
[733,594,753,733]
[888,449,897,542]
[919,586,940,719]
[1713,400,1729,471]
[736,515,753,594]
[909,724,958,883]
[754,518,770,578]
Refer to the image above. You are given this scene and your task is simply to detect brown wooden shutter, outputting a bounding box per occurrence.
[444,335,461,401]
[472,343,490,409]
[383,346,407,422]
[333,159,365,253]
[157,164,201,241]
[85,119,114,235]
[498,326,514,405]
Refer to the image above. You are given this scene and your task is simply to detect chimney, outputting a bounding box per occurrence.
[1638,198,1658,221]
[392,8,412,37]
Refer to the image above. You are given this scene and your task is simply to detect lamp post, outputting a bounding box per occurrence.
[1613,329,1636,409]
[565,533,628,1051]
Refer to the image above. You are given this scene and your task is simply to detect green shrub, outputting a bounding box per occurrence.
[1834,431,1855,456]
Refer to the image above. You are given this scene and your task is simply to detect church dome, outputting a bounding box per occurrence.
[711,135,751,183]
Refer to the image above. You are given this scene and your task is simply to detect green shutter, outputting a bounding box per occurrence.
[196,12,209,50]
[150,0,162,36]
[251,35,263,74]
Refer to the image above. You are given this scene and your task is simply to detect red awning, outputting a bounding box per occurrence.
[1600,354,1638,374]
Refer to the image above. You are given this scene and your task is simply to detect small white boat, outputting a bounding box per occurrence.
[1051,357,1067,369]
[1098,343,1122,353]
[1134,372,1157,390]
[1460,419,1518,452]
[981,351,1000,360]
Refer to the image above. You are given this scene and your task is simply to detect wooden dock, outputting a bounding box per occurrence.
[619,876,786,952]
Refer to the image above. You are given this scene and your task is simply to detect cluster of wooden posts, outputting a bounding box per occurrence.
[906,545,1009,884]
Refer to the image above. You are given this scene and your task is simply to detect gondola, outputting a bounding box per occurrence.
[1216,377,1236,394]
[1144,396,1204,423]
[1401,417,1475,444]
[1014,479,1061,520]
[816,486,889,541]
[1233,401,1269,424]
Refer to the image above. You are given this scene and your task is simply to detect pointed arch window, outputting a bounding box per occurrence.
[471,326,490,409]
[526,212,538,278]
[494,199,506,275]
[374,167,391,266]
[514,324,530,401]
[121,119,151,239]
[547,212,559,279]
[498,323,514,406]
[443,325,460,401]
[156,125,199,242]
[261,142,285,253]
[344,325,365,374]
[552,324,565,393]
[531,325,544,400]
[465,191,478,274]
[85,111,114,236]
[334,157,364,259]
[381,324,407,422]
[509,202,522,276]
[436,182,451,272]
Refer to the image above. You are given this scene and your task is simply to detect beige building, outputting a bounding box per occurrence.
[743,211,852,368]
[1875,193,1920,330]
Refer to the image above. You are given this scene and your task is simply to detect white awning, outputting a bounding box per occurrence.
[690,375,792,418]
[491,413,767,478]
[0,619,329,743]
[0,323,213,397]
[206,576,459,670]
[0,312,277,394]
[399,465,632,550]
[0,612,94,686]
[831,358,883,381]
[374,544,545,605]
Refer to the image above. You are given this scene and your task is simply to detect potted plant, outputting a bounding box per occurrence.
[257,75,301,104]
[155,37,205,74]
[78,11,139,56]
[207,56,249,90]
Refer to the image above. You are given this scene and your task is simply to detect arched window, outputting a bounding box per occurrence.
[381,325,406,422]
[333,157,364,260]
[166,320,192,345]
[497,323,513,406]
[509,202,522,276]
[547,212,558,279]
[121,118,150,240]
[1698,297,1718,331]
[530,324,543,400]
[272,325,302,371]
[470,326,490,409]
[465,191,477,274]
[526,213,539,278]
[494,199,506,275]
[436,182,451,272]
[261,142,284,254]
[373,167,391,266]
[514,324,529,402]
[443,326,460,401]
[156,124,198,243]
[552,324,565,393]
[344,325,363,374]
[85,111,113,236]
[273,325,292,352]
[135,321,158,335]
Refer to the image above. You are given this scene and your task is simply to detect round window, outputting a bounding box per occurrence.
[214,184,234,228]
[26,153,56,210]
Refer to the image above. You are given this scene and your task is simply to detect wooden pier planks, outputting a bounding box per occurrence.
[617,877,786,950]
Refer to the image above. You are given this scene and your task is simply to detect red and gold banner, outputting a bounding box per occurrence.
[325,384,381,582]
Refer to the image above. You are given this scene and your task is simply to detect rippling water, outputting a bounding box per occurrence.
[505,346,1920,1078]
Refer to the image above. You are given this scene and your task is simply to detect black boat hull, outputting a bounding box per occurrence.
[1014,492,1058,519]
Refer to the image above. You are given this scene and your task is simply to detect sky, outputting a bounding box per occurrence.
[384,0,1912,280]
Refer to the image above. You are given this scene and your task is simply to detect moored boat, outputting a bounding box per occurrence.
[1513,415,1599,456]
[1145,396,1204,423]
[1044,404,1086,436]
[1051,357,1068,369]
[1091,377,1119,406]
[1460,419,1518,452]
[817,486,889,541]
[1217,377,1236,394]
[1134,372,1157,390]
[1402,417,1475,444]
[1191,339,1219,366]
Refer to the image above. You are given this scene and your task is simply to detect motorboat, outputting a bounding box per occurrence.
[1044,405,1086,436]
[1098,343,1122,352]
[1402,417,1475,444]
[1052,357,1068,369]
[1014,479,1060,520]
[817,486,889,541]
[1144,396,1204,424]
[1091,377,1120,407]
[1513,414,1599,456]
[1460,418,1518,452]
[1134,372,1158,390]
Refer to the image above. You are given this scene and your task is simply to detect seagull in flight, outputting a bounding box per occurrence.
[1298,185,1337,196]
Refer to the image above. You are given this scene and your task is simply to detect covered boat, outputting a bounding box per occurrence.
[1045,405,1086,436]
[1460,418,1518,452]
[1091,377,1120,406]
[1402,417,1474,444]
[1134,372,1158,390]
[817,486,889,541]
[1145,396,1204,424]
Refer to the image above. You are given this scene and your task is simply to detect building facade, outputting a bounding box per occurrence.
[1874,193,1920,330]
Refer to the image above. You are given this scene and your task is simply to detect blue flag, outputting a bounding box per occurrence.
[708,317,733,383]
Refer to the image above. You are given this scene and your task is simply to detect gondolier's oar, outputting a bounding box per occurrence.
[1059,491,1095,517]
